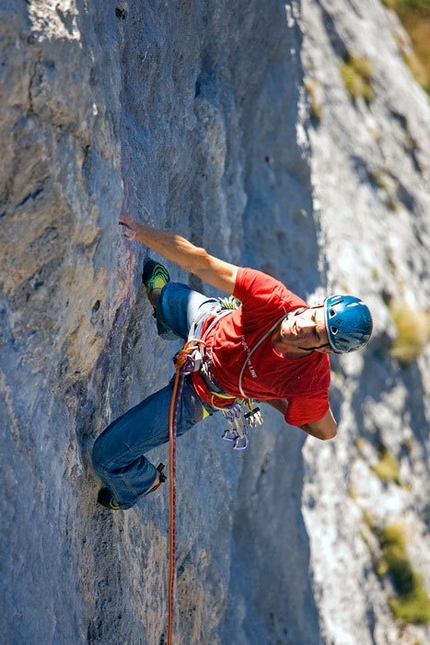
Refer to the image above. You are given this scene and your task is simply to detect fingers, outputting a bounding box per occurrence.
[119,210,134,225]
[118,222,137,239]
[118,210,138,239]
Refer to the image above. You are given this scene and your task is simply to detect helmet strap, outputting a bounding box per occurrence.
[298,342,331,352]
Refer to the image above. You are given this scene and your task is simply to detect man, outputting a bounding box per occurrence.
[92,213,373,510]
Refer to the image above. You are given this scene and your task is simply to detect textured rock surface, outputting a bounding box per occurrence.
[1,1,429,644]
[301,2,430,643]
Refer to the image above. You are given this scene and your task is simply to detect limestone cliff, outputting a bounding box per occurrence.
[1,1,429,644]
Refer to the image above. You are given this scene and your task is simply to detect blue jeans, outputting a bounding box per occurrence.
[92,283,219,509]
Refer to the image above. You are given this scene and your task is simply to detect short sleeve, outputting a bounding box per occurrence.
[233,267,307,313]
[284,393,330,427]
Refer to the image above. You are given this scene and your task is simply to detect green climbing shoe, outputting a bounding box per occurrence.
[97,488,122,510]
[142,259,170,296]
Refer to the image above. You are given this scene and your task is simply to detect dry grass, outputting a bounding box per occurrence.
[378,524,430,624]
[389,302,430,363]
[372,445,401,484]
[384,0,430,93]
[304,78,323,121]
[340,55,374,103]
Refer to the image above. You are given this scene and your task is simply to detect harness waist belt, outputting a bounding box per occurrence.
[189,304,238,409]
[200,363,226,395]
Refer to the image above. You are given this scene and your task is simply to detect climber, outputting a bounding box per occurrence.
[92,212,373,510]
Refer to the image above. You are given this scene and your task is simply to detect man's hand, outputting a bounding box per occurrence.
[117,211,238,294]
[118,212,138,239]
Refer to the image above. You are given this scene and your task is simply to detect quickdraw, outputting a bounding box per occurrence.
[221,400,264,450]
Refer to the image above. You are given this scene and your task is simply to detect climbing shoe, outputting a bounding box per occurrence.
[142,259,170,297]
[97,488,122,510]
[97,464,166,509]
[144,463,167,496]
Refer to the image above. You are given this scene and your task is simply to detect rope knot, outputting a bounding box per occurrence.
[173,339,205,375]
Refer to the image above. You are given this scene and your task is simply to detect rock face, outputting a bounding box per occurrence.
[1,1,429,644]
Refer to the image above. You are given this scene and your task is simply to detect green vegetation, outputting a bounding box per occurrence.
[382,0,430,13]
[389,302,430,364]
[368,169,402,210]
[361,510,430,625]
[403,437,413,454]
[369,169,390,192]
[340,55,374,103]
[377,524,430,624]
[382,0,430,94]
[372,444,401,484]
[371,267,380,282]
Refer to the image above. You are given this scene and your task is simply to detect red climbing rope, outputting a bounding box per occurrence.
[167,339,202,645]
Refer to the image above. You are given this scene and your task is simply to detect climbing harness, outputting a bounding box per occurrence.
[167,338,202,645]
[189,299,265,449]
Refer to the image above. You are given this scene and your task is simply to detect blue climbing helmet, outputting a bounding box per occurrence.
[324,295,373,353]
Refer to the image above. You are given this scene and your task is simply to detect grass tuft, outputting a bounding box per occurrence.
[372,444,401,484]
[389,302,430,364]
[304,78,323,121]
[340,55,374,103]
[377,524,430,624]
[383,0,430,94]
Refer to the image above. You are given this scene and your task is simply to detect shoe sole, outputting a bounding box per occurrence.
[142,260,170,295]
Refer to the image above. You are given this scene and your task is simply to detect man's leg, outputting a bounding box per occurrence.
[92,378,208,509]
[154,282,219,340]
[92,261,216,509]
[143,259,219,341]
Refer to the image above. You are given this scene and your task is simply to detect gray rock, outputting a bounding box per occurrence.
[1,1,429,644]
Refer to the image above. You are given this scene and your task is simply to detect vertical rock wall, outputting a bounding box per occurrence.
[1,1,122,643]
[301,1,430,644]
[1,1,429,644]
[1,1,318,643]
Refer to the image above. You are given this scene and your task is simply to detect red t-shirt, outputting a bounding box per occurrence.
[192,267,330,426]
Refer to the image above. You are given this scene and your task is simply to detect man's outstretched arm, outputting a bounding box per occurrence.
[266,399,337,440]
[299,408,337,440]
[119,212,238,294]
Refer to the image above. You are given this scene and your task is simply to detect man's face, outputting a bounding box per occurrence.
[279,306,332,353]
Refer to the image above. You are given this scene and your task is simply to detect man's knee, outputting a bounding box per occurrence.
[155,282,189,340]
[91,433,111,473]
